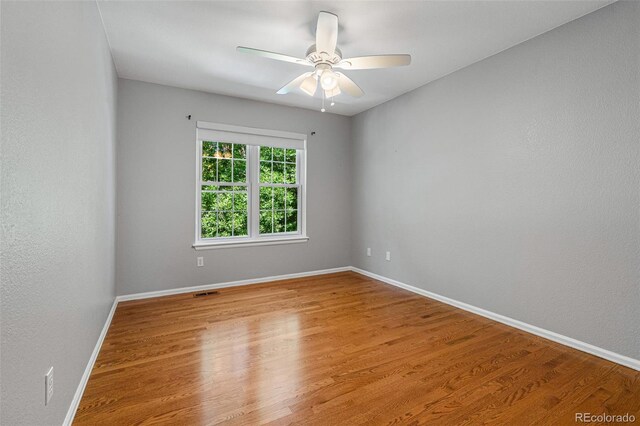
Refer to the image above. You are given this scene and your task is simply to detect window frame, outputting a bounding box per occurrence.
[193,123,308,250]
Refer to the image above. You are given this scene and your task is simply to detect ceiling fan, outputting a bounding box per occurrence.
[237,11,411,111]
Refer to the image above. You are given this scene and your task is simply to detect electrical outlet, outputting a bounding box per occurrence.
[366,247,371,257]
[385,251,391,261]
[45,367,53,406]
[197,257,204,267]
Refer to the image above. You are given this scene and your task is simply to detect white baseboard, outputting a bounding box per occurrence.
[63,299,118,426]
[351,267,640,372]
[116,266,352,302]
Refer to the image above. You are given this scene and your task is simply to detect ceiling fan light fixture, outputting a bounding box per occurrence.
[324,85,341,98]
[320,69,339,91]
[300,75,317,96]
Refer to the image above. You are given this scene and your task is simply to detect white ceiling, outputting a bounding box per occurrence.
[98,1,612,116]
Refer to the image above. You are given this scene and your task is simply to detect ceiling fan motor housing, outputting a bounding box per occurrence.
[306,44,343,65]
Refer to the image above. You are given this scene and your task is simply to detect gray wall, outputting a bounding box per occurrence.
[0,2,117,425]
[351,1,639,359]
[116,79,351,295]
[1,4,636,424]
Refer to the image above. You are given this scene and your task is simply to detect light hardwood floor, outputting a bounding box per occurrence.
[75,272,640,425]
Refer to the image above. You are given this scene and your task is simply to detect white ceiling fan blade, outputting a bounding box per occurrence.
[337,73,363,97]
[315,11,338,57]
[336,54,411,70]
[277,72,314,94]
[237,46,310,66]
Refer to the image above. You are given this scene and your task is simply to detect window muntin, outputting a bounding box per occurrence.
[196,140,304,245]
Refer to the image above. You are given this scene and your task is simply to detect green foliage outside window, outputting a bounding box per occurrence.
[259,147,298,234]
[200,142,298,239]
[201,141,248,238]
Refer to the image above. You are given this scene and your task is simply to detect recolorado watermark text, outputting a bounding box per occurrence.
[575,413,635,423]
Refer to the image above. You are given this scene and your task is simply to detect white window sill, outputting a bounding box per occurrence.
[193,236,309,250]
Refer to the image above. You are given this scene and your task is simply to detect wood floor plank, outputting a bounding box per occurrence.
[74,272,640,425]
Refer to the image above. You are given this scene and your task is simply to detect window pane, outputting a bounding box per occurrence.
[217,190,232,211]
[273,148,285,162]
[260,146,272,161]
[273,210,286,233]
[272,161,285,184]
[286,210,298,232]
[218,159,232,182]
[285,149,296,163]
[259,210,272,234]
[219,143,233,159]
[233,211,248,236]
[285,187,298,210]
[202,158,216,181]
[274,187,285,210]
[200,142,303,241]
[218,212,232,237]
[260,161,272,183]
[203,141,217,157]
[233,190,247,211]
[201,211,217,238]
[233,160,246,182]
[284,163,296,184]
[233,144,246,159]
[201,191,216,211]
[260,187,273,210]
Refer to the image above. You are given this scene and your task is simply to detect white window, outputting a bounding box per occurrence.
[194,122,307,249]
